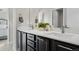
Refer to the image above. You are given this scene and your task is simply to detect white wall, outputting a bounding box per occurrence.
[65,8,79,34]
[8,8,17,51]
[16,8,41,27]
[16,8,29,27]
[9,8,14,50]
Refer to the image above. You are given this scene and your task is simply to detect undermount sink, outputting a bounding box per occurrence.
[40,31,77,38]
[49,32,78,39]
[53,33,73,37]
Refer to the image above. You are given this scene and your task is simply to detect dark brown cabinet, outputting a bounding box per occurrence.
[16,30,26,51]
[17,30,79,51]
[56,41,79,51]
[26,34,49,51]
[16,30,22,51]
[21,32,26,51]
[36,36,49,51]
[51,40,79,51]
[27,45,35,51]
[27,33,36,51]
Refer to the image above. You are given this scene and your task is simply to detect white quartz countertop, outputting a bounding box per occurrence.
[17,26,79,46]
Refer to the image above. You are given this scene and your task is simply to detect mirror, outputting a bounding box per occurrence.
[38,8,53,25]
[38,8,63,32]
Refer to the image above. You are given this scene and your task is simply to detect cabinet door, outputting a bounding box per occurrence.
[16,30,22,51]
[22,32,26,51]
[55,41,79,51]
[36,36,49,51]
[49,40,56,51]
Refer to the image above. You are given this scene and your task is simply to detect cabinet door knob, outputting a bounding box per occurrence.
[57,45,73,51]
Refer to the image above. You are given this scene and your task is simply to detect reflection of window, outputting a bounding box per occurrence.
[38,11,44,23]
[38,9,52,25]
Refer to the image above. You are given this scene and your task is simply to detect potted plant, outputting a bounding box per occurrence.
[38,22,49,31]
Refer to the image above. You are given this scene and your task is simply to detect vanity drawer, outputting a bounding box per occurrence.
[27,45,34,51]
[27,34,34,41]
[27,40,35,48]
[55,40,79,51]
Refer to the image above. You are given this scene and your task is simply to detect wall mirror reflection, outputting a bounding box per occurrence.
[36,8,63,32]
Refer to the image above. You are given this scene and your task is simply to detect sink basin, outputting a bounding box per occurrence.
[45,32,77,39]
[37,31,73,39]
[52,33,72,36]
[35,31,74,38]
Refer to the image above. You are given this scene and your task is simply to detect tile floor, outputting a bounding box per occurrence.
[0,40,12,51]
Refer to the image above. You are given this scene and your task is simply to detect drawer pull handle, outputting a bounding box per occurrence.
[29,42,34,45]
[29,36,34,38]
[57,45,73,51]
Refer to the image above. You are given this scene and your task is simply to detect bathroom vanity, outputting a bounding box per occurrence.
[16,26,79,51]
